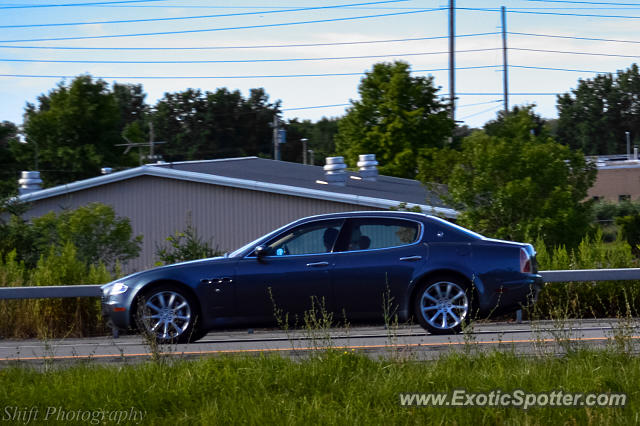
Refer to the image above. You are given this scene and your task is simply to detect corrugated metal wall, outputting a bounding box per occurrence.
[22,175,383,273]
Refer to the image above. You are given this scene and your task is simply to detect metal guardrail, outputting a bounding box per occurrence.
[2,269,640,300]
[0,285,101,300]
[541,268,640,282]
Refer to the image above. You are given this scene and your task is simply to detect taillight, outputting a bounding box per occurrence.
[520,248,531,273]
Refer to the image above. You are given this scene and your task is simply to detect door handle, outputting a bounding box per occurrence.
[399,256,422,262]
[306,261,329,267]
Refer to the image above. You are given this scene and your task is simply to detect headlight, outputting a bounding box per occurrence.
[106,282,129,296]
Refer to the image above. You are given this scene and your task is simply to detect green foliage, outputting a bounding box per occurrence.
[423,106,596,248]
[556,63,640,155]
[0,202,141,270]
[615,213,640,256]
[280,117,339,165]
[0,244,113,339]
[534,231,640,318]
[335,61,454,178]
[151,87,280,161]
[0,121,22,197]
[155,218,222,265]
[31,202,142,269]
[1,351,637,424]
[19,75,139,186]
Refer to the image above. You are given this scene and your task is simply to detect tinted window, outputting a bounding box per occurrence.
[263,219,344,256]
[337,218,420,251]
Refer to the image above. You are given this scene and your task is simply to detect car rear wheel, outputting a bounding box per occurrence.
[135,285,201,344]
[414,276,470,335]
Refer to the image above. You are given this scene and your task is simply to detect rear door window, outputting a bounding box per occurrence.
[335,218,421,252]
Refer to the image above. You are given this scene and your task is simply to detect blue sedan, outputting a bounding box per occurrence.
[101,211,543,343]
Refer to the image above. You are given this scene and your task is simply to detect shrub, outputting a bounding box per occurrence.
[534,231,640,318]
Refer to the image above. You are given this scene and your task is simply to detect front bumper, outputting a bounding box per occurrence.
[101,292,132,330]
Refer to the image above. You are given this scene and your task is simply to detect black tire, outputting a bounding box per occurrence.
[414,275,471,335]
[135,284,202,344]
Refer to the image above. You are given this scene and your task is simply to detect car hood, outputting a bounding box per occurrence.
[101,256,236,288]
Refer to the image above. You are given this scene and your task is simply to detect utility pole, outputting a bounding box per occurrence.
[273,116,280,161]
[149,121,155,159]
[449,0,455,122]
[501,6,509,114]
[626,131,631,160]
[301,138,308,165]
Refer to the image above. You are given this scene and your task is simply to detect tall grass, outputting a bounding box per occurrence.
[534,230,640,319]
[0,243,112,339]
[0,350,637,424]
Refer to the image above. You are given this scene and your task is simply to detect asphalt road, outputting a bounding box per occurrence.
[1,319,638,365]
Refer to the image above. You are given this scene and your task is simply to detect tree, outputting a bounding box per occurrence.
[424,107,597,248]
[279,117,340,164]
[155,216,222,265]
[0,202,142,270]
[335,61,454,178]
[20,75,139,186]
[556,63,640,155]
[151,87,280,162]
[0,121,22,196]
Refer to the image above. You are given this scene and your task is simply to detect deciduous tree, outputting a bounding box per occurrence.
[335,61,453,178]
[424,107,597,247]
[556,63,640,155]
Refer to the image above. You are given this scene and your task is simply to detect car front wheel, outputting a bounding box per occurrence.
[135,285,200,344]
[414,276,470,335]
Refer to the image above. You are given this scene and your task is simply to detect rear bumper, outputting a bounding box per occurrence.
[480,274,543,315]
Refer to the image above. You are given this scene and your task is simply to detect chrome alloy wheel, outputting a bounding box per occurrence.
[141,290,192,340]
[420,281,469,330]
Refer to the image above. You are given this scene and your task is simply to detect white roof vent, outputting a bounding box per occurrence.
[357,154,378,181]
[18,171,43,195]
[323,156,347,186]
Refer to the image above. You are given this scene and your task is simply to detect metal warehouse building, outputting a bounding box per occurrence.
[17,156,456,273]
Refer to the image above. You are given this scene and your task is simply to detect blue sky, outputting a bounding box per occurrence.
[1,0,639,130]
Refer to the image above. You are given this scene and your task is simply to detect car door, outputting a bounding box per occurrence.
[233,219,345,323]
[331,217,425,320]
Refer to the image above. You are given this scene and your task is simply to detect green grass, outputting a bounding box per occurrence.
[1,349,638,425]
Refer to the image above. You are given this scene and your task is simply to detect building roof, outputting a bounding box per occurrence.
[17,157,457,218]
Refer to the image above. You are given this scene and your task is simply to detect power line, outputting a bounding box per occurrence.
[0,32,499,51]
[0,8,446,43]
[457,99,503,108]
[509,31,640,44]
[0,0,410,29]
[522,0,640,5]
[511,47,640,59]
[457,92,560,95]
[511,64,607,73]
[0,0,168,9]
[459,7,640,19]
[282,103,350,111]
[278,100,504,112]
[459,104,502,120]
[0,65,501,80]
[0,48,501,64]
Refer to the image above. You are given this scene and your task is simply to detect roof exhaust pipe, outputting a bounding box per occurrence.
[323,156,347,186]
[18,171,43,195]
[357,154,378,181]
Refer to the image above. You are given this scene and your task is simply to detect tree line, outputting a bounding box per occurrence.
[2,62,640,249]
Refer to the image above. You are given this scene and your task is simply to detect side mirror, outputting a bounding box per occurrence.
[254,245,267,259]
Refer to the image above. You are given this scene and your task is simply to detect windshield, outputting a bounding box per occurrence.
[227,222,293,258]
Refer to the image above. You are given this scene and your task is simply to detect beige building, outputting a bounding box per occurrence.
[588,156,640,202]
[17,157,456,273]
